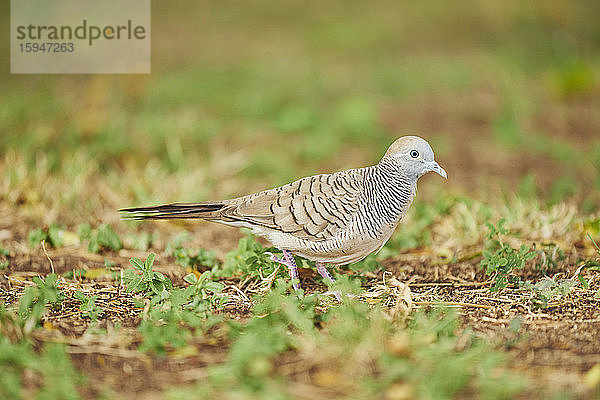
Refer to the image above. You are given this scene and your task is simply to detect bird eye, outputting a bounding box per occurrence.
[410,150,419,158]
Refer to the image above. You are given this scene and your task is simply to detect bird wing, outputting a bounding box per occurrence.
[121,168,367,242]
[225,168,366,241]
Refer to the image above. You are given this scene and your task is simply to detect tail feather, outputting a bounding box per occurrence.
[120,202,226,220]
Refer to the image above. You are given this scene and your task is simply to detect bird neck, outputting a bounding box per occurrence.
[366,158,417,225]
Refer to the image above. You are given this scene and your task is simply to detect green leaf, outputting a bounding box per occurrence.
[153,271,168,283]
[123,271,144,293]
[133,298,145,308]
[145,253,156,270]
[28,228,47,248]
[47,224,64,248]
[96,224,122,251]
[198,271,210,285]
[588,233,600,255]
[77,223,92,240]
[129,257,144,271]
[87,237,100,253]
[246,255,258,264]
[150,280,164,295]
[205,281,224,293]
[44,273,58,287]
[184,273,198,284]
[143,269,153,282]
[578,274,589,289]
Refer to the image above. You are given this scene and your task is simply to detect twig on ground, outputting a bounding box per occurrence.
[413,301,493,309]
[229,283,250,303]
[409,281,491,288]
[41,240,54,274]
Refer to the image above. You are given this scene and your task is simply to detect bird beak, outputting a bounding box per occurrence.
[428,161,447,179]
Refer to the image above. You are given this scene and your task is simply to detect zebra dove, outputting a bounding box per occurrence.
[121,136,447,299]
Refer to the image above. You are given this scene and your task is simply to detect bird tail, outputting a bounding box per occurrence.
[120,202,227,220]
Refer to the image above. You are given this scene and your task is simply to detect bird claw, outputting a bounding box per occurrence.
[264,251,285,264]
[265,250,301,292]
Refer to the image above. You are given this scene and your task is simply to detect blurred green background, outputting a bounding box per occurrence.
[1,0,599,226]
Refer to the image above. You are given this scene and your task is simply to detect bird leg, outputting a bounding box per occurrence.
[265,249,300,290]
[316,262,342,302]
[316,262,335,284]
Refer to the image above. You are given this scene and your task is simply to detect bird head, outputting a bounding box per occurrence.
[383,136,447,180]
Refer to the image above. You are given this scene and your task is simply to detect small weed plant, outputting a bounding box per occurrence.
[183,271,226,315]
[123,253,228,354]
[480,219,536,291]
[218,233,282,279]
[167,233,220,271]
[520,277,578,309]
[123,253,172,300]
[533,243,565,274]
[73,291,103,321]
[78,223,122,253]
[481,220,595,308]
[18,274,63,331]
[28,224,64,248]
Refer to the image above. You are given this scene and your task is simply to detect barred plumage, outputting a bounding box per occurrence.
[121,136,447,294]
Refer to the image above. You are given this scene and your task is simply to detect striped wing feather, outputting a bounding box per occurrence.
[121,169,366,243]
[221,169,365,241]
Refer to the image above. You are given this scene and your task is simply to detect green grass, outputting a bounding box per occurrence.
[0,335,83,400]
[167,282,526,399]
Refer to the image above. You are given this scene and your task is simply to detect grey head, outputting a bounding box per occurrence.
[381,136,447,181]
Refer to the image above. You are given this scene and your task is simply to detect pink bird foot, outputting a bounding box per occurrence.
[265,249,300,290]
[316,262,342,302]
